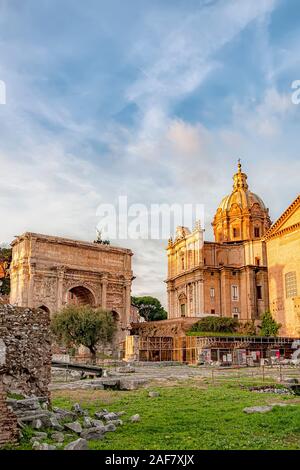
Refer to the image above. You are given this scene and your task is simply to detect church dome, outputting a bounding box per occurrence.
[212,161,271,243]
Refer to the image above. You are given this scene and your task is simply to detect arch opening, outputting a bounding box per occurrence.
[67,286,95,307]
[38,305,50,314]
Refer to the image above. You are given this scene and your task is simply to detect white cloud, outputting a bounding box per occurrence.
[2,0,297,311]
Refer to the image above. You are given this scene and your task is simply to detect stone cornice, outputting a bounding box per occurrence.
[264,195,300,241]
[264,221,300,241]
[10,232,133,256]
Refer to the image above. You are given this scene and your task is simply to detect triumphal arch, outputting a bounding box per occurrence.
[9,233,133,331]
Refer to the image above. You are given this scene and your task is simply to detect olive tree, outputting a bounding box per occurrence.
[51,305,116,362]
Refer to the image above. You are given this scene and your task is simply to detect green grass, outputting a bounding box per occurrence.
[14,382,300,450]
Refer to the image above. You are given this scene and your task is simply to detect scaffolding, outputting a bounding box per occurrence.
[125,335,297,365]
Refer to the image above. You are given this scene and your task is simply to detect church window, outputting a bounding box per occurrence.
[180,304,186,317]
[181,256,185,271]
[285,272,297,298]
[256,285,262,300]
[233,227,240,238]
[210,287,215,299]
[232,285,239,301]
[211,309,215,314]
[233,307,239,319]
[254,227,260,237]
[255,257,260,266]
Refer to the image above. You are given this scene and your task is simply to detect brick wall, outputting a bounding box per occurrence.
[0,378,18,447]
[0,304,51,397]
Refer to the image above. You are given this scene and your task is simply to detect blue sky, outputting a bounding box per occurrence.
[0,0,299,305]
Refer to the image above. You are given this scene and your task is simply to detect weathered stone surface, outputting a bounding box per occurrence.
[243,406,273,414]
[64,438,88,450]
[148,391,160,397]
[103,412,118,421]
[0,304,51,398]
[64,421,82,434]
[104,423,116,432]
[130,414,141,422]
[7,397,43,412]
[53,407,77,421]
[117,366,135,374]
[91,419,104,428]
[0,380,18,447]
[72,403,85,415]
[33,431,47,439]
[32,442,56,451]
[102,379,120,389]
[94,411,107,419]
[48,415,64,431]
[51,432,64,443]
[108,419,123,427]
[80,427,105,441]
[83,416,92,428]
[32,418,43,429]
[119,379,147,391]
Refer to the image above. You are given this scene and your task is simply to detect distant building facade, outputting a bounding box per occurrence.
[166,162,271,322]
[10,233,134,333]
[265,195,300,337]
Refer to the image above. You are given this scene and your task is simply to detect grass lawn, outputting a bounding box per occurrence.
[15,381,300,450]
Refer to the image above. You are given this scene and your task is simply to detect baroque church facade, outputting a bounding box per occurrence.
[166,162,271,322]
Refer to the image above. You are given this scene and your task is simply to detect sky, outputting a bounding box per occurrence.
[0,0,300,306]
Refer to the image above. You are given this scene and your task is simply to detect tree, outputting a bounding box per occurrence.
[51,305,116,362]
[259,311,281,337]
[131,296,167,322]
[0,247,12,296]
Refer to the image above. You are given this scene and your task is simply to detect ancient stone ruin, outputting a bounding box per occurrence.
[0,304,51,446]
[0,304,51,397]
[0,380,18,446]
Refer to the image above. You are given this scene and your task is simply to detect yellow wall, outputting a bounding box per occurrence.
[267,203,300,337]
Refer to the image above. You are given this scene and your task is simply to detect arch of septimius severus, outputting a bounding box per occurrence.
[9,232,133,334]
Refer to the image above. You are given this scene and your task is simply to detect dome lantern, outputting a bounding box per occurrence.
[212,161,271,243]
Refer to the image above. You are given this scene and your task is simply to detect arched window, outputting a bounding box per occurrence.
[254,227,260,238]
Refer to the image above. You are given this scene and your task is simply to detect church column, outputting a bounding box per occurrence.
[246,267,256,320]
[193,282,196,316]
[198,279,204,315]
[220,269,230,317]
[194,281,199,314]
[186,284,190,317]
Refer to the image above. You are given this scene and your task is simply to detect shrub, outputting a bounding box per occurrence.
[259,311,281,337]
[189,316,239,333]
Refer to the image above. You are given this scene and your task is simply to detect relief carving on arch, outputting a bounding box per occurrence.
[34,276,57,303]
